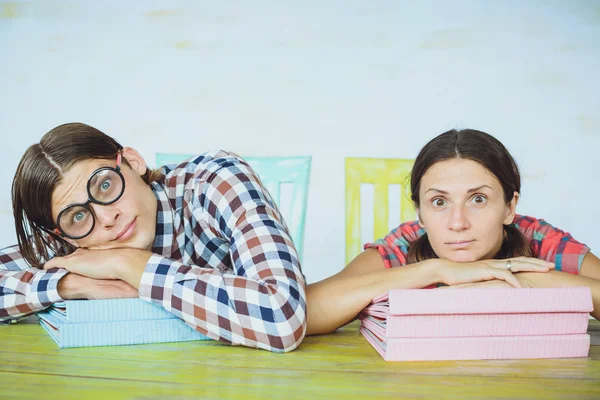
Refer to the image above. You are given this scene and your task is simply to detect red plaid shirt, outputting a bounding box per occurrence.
[0,151,306,352]
[365,214,590,275]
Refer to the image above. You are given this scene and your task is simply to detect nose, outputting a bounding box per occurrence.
[90,203,119,228]
[447,204,470,232]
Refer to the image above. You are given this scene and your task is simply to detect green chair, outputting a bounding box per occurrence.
[156,153,311,261]
[345,158,415,263]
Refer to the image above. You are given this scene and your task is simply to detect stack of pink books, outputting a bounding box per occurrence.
[359,287,593,361]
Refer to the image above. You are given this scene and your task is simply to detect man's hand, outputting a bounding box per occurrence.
[57,273,139,300]
[44,248,152,286]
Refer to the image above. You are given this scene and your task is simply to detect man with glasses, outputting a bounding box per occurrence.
[2,123,307,353]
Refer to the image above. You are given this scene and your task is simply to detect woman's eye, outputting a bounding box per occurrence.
[432,198,447,207]
[471,195,487,205]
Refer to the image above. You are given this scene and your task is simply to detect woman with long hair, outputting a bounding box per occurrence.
[306,129,600,335]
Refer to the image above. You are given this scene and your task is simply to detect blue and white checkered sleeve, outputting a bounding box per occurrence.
[138,154,307,353]
[0,244,67,323]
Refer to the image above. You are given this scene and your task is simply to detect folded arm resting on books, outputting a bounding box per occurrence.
[44,247,153,283]
[3,246,306,353]
[0,246,139,324]
[44,245,307,353]
[57,274,139,300]
[0,245,70,323]
[447,253,600,320]
[452,271,600,320]
[305,249,553,335]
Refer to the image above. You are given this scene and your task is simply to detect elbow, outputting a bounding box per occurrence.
[271,300,307,353]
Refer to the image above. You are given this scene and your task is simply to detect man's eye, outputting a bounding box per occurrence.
[100,179,111,191]
[73,212,86,224]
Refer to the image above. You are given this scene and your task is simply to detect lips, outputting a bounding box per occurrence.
[446,240,475,249]
[114,218,136,241]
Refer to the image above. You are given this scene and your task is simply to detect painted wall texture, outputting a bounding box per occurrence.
[1,0,598,283]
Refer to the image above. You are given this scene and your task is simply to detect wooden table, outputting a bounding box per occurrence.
[1,318,599,399]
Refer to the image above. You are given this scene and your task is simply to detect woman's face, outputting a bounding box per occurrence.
[417,158,518,263]
[51,147,158,251]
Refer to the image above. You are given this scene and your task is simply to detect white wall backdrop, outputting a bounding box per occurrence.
[1,0,598,283]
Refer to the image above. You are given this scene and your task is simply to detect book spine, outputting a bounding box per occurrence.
[386,312,590,338]
[59,319,210,348]
[388,287,593,315]
[383,334,590,361]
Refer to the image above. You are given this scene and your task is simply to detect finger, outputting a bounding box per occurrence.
[513,257,555,269]
[43,256,63,270]
[490,269,521,288]
[509,262,551,273]
[491,259,553,273]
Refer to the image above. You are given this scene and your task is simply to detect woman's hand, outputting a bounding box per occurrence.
[437,257,554,288]
[476,257,555,273]
[437,279,515,289]
[44,248,153,281]
[57,273,139,300]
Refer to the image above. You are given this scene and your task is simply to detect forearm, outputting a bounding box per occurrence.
[57,273,80,299]
[0,268,67,322]
[57,273,139,300]
[306,255,439,335]
[517,271,600,320]
[445,271,600,319]
[138,254,306,352]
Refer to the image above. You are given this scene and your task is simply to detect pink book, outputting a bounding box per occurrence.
[360,312,591,339]
[362,287,593,338]
[365,287,593,315]
[359,287,593,361]
[361,327,591,361]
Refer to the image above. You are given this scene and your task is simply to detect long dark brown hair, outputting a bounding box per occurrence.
[12,122,161,268]
[407,129,533,264]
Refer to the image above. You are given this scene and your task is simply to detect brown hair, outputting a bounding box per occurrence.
[407,129,533,264]
[12,122,160,268]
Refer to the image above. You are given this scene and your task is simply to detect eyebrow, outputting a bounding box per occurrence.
[425,185,494,195]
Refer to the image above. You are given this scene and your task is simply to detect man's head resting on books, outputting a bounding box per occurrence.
[13,122,161,269]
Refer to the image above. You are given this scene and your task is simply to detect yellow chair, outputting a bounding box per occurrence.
[345,158,415,263]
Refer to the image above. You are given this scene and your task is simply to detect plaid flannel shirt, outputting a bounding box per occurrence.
[365,214,590,274]
[0,150,307,352]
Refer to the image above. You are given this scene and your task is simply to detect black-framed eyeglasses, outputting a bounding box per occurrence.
[54,153,125,240]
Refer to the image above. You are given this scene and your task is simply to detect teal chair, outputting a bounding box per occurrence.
[156,153,312,261]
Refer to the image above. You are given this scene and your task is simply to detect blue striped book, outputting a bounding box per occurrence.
[48,298,178,322]
[38,299,210,348]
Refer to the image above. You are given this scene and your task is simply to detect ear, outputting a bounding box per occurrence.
[503,191,519,225]
[121,147,148,176]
